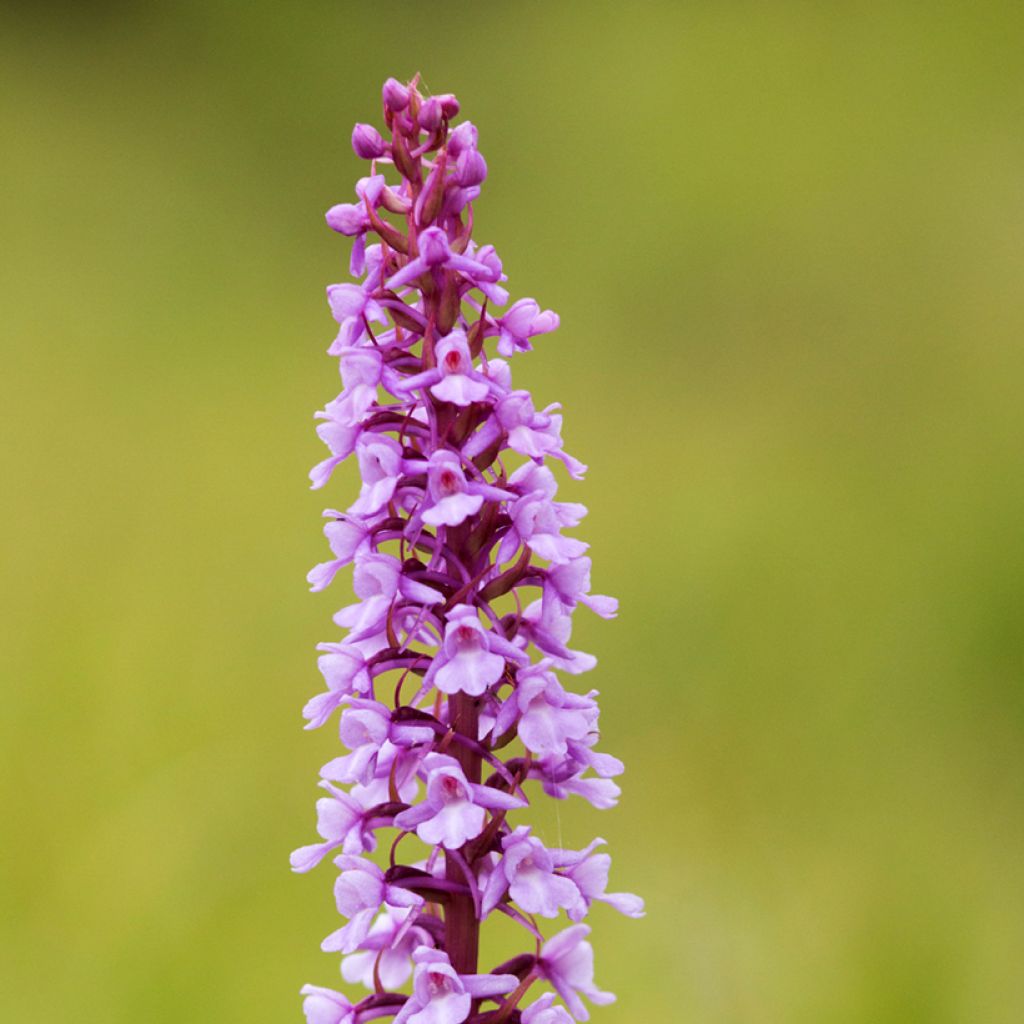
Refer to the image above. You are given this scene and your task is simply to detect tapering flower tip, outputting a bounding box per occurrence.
[351,123,385,159]
[381,76,410,112]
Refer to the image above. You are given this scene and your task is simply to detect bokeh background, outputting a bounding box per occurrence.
[2,2,1023,1021]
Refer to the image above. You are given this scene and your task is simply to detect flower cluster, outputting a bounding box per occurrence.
[295,76,642,1024]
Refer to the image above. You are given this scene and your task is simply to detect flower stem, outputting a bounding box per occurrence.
[445,690,481,974]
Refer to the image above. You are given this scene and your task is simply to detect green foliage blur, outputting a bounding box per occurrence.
[2,2,1023,1021]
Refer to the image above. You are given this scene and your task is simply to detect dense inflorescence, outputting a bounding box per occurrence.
[294,76,642,1024]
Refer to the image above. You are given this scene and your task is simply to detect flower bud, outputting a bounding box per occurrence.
[447,121,478,159]
[436,93,460,119]
[417,226,451,266]
[324,203,367,236]
[381,77,410,112]
[351,123,385,159]
[417,97,443,132]
[455,149,488,187]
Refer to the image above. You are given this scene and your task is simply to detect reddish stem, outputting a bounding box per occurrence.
[445,691,481,974]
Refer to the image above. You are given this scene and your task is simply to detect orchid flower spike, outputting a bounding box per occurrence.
[294,77,642,1024]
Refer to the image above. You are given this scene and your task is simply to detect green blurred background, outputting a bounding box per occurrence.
[2,2,1023,1021]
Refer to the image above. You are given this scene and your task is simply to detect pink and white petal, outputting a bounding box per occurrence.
[417,801,485,849]
[600,891,645,917]
[408,991,470,1024]
[550,837,606,869]
[487,632,530,664]
[510,869,581,919]
[398,576,445,605]
[422,491,484,527]
[333,867,384,917]
[385,885,424,909]
[580,594,618,618]
[518,708,568,757]
[310,454,347,490]
[586,752,624,778]
[567,852,610,899]
[462,973,519,998]
[377,944,417,990]
[480,864,510,917]
[340,949,376,989]
[395,368,443,393]
[393,802,436,832]
[470,783,526,812]
[434,648,506,696]
[307,558,345,593]
[300,985,354,1024]
[431,374,490,406]
[302,690,344,729]
[320,907,376,953]
[527,534,589,565]
[289,841,334,873]
[561,776,620,808]
[351,476,397,516]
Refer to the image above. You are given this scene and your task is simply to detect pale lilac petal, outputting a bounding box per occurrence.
[320,906,376,953]
[407,992,470,1024]
[290,842,331,873]
[521,993,574,1024]
[461,973,518,997]
[300,985,355,1024]
[309,454,347,490]
[469,783,525,811]
[581,593,618,618]
[510,867,582,919]
[333,864,384,917]
[600,891,645,917]
[430,374,490,406]
[422,491,484,527]
[416,800,485,848]
[392,802,435,831]
[398,576,445,605]
[302,690,344,729]
[434,648,506,696]
[480,864,510,917]
[306,558,345,593]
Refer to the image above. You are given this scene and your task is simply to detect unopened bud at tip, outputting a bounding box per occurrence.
[417,97,443,132]
[382,77,410,112]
